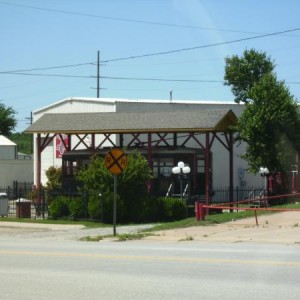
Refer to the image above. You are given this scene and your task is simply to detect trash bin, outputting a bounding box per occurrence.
[0,193,9,217]
[16,198,31,218]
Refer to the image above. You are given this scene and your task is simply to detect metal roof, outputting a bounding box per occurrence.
[25,109,237,134]
[33,97,238,114]
[0,135,16,146]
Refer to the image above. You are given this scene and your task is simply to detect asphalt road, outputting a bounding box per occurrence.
[0,237,300,300]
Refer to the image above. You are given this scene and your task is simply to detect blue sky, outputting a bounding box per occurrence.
[1,0,300,132]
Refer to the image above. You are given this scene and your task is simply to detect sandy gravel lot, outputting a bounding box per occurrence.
[0,211,300,244]
[144,211,300,244]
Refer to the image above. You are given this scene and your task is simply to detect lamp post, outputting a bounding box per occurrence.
[172,161,191,201]
[259,167,270,206]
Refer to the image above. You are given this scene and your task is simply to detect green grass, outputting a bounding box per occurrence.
[143,211,254,232]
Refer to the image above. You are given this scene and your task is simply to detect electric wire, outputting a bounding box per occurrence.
[2,26,300,76]
[0,72,91,79]
[0,1,269,35]
[0,62,94,74]
[2,72,300,85]
[100,76,223,83]
[102,27,300,63]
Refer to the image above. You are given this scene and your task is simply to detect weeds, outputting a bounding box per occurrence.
[80,235,103,242]
[116,232,154,241]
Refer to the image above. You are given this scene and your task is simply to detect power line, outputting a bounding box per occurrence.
[0,72,91,79]
[0,62,94,74]
[2,72,300,85]
[2,27,300,74]
[99,76,300,85]
[100,76,223,83]
[1,71,222,82]
[102,27,300,63]
[0,1,268,35]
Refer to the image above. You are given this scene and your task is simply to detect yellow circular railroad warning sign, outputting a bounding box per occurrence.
[105,148,127,175]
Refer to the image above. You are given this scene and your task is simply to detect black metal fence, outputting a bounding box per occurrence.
[0,185,267,220]
[187,186,264,205]
[0,181,33,200]
[0,181,38,219]
[213,186,265,204]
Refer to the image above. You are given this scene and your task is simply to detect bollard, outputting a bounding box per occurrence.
[195,201,206,221]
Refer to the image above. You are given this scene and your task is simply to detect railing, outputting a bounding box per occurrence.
[212,186,264,204]
[0,181,33,200]
[196,192,300,225]
[0,185,272,220]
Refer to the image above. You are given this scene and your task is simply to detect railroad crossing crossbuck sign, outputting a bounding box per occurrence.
[105,148,127,175]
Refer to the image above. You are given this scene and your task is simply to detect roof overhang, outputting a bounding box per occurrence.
[25,109,237,134]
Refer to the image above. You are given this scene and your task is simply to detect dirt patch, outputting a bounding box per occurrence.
[144,211,300,244]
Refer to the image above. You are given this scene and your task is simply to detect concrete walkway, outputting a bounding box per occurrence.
[0,221,154,241]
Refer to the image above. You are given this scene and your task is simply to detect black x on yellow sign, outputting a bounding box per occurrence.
[105,148,127,175]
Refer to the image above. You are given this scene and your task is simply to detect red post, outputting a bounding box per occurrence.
[195,201,206,221]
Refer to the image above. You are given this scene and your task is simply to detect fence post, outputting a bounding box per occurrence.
[43,188,46,219]
[85,192,88,220]
[236,186,239,211]
[254,209,258,226]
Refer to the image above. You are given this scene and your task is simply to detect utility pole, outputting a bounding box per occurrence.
[25,112,33,154]
[25,111,33,126]
[97,50,100,98]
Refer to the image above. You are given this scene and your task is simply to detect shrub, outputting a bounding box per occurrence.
[48,196,69,219]
[88,194,102,220]
[143,196,166,222]
[77,151,152,224]
[69,195,88,219]
[163,197,187,221]
[88,191,125,223]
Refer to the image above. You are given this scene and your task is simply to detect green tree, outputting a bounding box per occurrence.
[0,102,17,135]
[45,166,62,192]
[76,154,116,221]
[9,132,32,154]
[76,151,152,223]
[224,49,300,174]
[118,151,152,222]
[224,49,275,104]
[76,154,113,193]
[238,73,300,172]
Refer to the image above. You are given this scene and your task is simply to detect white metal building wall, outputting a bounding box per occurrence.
[0,145,16,160]
[33,98,118,184]
[0,160,33,187]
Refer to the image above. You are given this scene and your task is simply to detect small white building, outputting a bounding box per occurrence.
[29,97,263,198]
[0,135,33,188]
[0,135,17,159]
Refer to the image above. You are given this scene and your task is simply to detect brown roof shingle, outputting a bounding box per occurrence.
[25,109,237,134]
